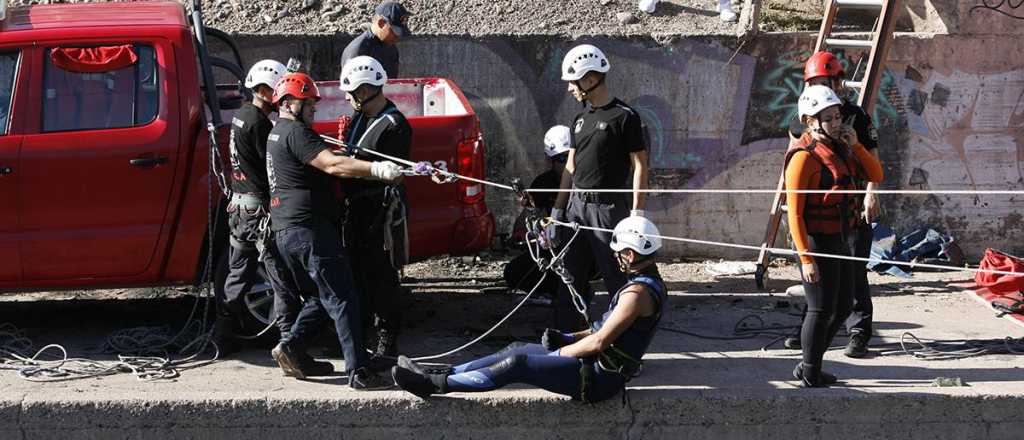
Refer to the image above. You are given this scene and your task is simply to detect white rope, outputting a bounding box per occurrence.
[526,188,1024,195]
[548,219,1024,278]
[319,134,516,191]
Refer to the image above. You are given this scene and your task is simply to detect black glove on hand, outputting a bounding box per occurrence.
[541,328,574,351]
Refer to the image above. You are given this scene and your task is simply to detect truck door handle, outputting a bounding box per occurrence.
[0,166,11,176]
[129,155,168,168]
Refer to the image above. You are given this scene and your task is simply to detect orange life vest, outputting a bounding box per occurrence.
[783,133,863,236]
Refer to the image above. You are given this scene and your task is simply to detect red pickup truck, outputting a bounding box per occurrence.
[0,1,494,329]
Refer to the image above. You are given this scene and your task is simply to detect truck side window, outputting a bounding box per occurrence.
[42,44,159,133]
[0,52,18,136]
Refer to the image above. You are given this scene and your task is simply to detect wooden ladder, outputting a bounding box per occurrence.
[753,0,901,290]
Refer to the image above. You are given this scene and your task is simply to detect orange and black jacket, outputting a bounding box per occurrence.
[784,132,883,264]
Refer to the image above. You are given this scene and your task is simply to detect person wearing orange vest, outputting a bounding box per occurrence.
[785,85,883,387]
[785,52,882,359]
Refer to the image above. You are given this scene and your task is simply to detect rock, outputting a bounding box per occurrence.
[616,11,637,25]
[600,0,614,5]
[262,13,273,23]
[303,0,319,10]
[276,9,290,20]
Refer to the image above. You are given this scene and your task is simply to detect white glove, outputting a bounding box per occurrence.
[630,209,646,218]
[370,161,402,182]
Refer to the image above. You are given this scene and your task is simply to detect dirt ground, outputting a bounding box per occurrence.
[11,0,833,36]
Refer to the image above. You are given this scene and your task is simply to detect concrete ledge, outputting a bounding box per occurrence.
[5,391,1024,439]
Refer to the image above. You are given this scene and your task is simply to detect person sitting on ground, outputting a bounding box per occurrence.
[503,125,572,299]
[392,215,668,403]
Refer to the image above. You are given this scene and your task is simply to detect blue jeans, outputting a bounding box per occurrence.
[446,342,625,402]
[274,220,367,373]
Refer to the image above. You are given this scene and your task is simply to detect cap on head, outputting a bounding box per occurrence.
[561,44,610,82]
[245,59,287,90]
[797,84,843,120]
[610,216,662,256]
[376,1,412,38]
[543,125,571,157]
[339,56,388,92]
[804,51,845,82]
[272,72,321,105]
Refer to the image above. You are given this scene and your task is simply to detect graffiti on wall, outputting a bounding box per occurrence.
[758,49,901,131]
[970,0,1024,20]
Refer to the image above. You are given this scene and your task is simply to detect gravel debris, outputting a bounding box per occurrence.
[11,0,745,37]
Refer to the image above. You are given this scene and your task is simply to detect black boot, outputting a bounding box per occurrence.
[391,355,447,398]
[297,352,335,377]
[792,362,837,387]
[212,316,241,355]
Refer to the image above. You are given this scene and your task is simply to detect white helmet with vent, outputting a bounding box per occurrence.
[339,56,388,92]
[561,44,610,81]
[610,216,662,256]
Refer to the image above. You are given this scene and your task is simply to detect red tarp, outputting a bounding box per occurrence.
[51,45,138,73]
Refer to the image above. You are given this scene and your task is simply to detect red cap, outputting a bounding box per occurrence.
[272,72,321,105]
[804,51,845,81]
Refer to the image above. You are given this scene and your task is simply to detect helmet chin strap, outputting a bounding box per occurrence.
[283,99,309,124]
[572,74,605,103]
[617,251,655,274]
[352,87,382,113]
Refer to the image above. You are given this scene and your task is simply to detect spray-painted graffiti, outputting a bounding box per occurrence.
[758,50,901,130]
[970,0,1024,20]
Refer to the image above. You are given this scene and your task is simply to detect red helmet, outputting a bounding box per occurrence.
[272,72,321,105]
[804,51,845,81]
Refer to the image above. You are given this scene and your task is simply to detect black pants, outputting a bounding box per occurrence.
[558,192,629,332]
[503,252,561,294]
[220,204,301,338]
[845,223,873,340]
[799,234,854,368]
[345,196,404,333]
[275,220,367,373]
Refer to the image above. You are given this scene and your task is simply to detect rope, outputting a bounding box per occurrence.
[548,219,1024,278]
[892,332,1024,360]
[525,188,1024,195]
[319,134,516,191]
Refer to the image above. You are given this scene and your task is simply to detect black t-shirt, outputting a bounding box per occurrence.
[528,169,560,211]
[788,100,878,150]
[341,31,399,79]
[267,119,340,231]
[228,102,273,196]
[339,100,412,196]
[570,98,647,190]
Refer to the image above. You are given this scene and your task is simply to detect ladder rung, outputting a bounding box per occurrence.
[824,38,874,49]
[835,0,883,10]
[843,80,863,90]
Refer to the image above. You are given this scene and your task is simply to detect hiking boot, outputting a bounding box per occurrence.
[271,342,306,379]
[392,356,448,398]
[212,316,241,355]
[792,362,837,387]
[349,367,394,391]
[844,334,870,359]
[297,352,334,377]
[783,336,801,350]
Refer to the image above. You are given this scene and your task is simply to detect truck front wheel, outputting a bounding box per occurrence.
[213,249,279,345]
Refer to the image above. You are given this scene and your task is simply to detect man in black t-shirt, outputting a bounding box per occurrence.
[549,44,650,332]
[218,59,327,369]
[340,2,411,80]
[266,72,402,390]
[784,52,881,358]
[337,56,412,363]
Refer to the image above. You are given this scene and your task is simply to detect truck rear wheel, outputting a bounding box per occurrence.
[213,250,279,345]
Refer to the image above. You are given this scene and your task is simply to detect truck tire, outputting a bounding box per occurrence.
[213,249,279,345]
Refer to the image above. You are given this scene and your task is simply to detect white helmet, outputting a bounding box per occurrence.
[797,85,843,120]
[244,59,287,90]
[610,216,662,256]
[561,44,610,81]
[543,125,571,157]
[339,56,388,92]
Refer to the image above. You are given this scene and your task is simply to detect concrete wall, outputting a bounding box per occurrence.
[223,1,1024,259]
